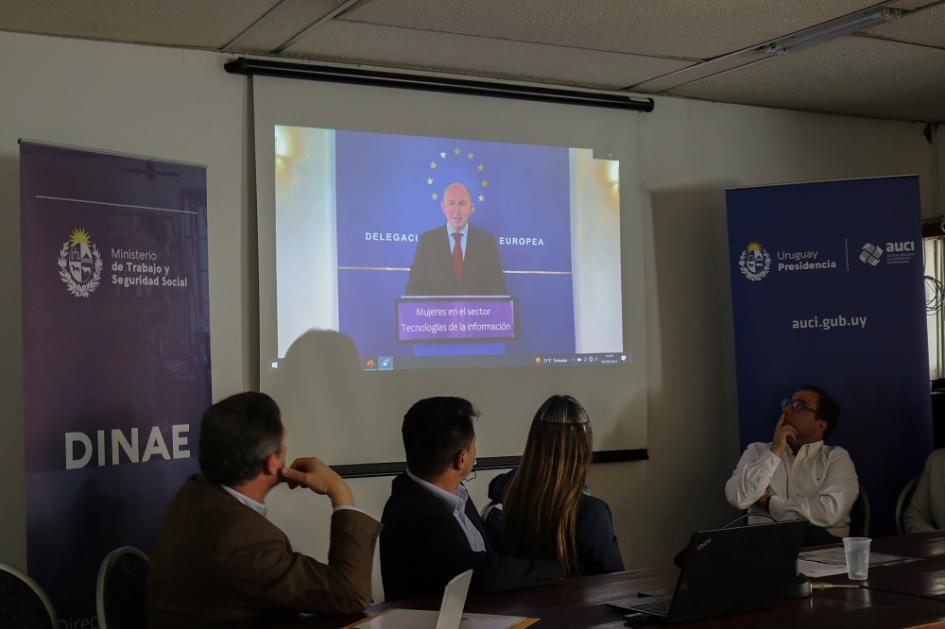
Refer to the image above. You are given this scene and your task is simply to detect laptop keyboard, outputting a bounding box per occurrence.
[628,595,673,617]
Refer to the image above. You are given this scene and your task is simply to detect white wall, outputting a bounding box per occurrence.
[0,29,938,602]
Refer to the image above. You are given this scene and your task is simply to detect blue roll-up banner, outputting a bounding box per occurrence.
[727,175,931,536]
[20,141,211,625]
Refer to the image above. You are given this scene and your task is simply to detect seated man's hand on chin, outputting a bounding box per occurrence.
[770,417,798,457]
[282,457,354,508]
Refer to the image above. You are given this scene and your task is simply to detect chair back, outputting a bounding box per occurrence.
[479,500,503,547]
[896,476,920,535]
[0,562,58,629]
[96,546,149,629]
[480,500,501,522]
[849,482,871,537]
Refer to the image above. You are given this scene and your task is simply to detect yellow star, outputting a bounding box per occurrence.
[478,194,485,202]
[481,180,488,188]
[453,148,461,155]
[432,192,439,200]
[427,177,434,185]
[477,164,484,172]
[467,152,474,160]
[430,161,438,169]
[439,151,447,159]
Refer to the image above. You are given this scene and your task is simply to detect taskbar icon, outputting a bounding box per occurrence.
[534,353,630,366]
[363,356,394,372]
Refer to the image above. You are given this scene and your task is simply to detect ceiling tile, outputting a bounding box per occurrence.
[670,36,945,122]
[227,0,339,53]
[864,2,945,48]
[0,0,280,48]
[2,0,942,122]
[340,0,880,59]
[283,20,692,90]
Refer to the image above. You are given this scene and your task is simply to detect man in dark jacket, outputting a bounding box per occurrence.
[405,182,507,296]
[147,392,380,628]
[380,397,559,600]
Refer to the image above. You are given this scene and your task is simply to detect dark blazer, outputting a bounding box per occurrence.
[380,473,559,601]
[405,225,507,295]
[488,471,625,576]
[146,475,381,629]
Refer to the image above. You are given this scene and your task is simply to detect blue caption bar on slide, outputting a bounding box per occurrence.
[396,296,518,342]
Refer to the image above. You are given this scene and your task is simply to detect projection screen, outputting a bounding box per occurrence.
[253,73,648,468]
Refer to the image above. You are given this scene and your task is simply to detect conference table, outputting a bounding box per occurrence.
[226,532,945,628]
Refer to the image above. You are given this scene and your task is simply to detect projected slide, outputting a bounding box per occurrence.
[274,127,626,372]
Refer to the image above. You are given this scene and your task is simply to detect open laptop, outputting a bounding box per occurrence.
[611,519,808,623]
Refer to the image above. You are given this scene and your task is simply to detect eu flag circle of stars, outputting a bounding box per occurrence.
[427,146,489,205]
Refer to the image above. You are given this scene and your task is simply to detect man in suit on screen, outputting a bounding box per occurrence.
[405,182,507,296]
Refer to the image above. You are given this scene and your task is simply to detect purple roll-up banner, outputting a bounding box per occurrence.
[396,298,518,341]
[19,141,211,626]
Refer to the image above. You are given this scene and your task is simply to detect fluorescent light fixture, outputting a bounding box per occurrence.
[762,6,903,55]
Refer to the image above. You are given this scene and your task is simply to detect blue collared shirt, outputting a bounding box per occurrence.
[405,468,486,552]
[222,485,366,518]
[222,485,267,518]
[446,223,469,259]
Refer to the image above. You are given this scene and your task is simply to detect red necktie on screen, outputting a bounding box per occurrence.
[452,232,463,288]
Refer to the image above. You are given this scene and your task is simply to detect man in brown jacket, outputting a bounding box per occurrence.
[147,391,380,628]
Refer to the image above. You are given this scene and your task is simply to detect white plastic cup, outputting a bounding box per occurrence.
[842,536,871,580]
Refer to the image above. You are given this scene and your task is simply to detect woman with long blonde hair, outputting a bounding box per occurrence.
[488,395,623,576]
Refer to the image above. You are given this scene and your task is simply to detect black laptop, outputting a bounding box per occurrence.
[611,519,808,623]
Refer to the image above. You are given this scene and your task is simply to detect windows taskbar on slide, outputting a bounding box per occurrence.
[359,352,631,371]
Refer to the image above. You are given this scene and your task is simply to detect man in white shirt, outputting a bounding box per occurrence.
[725,385,859,545]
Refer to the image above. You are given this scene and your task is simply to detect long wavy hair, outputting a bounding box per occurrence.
[501,395,593,576]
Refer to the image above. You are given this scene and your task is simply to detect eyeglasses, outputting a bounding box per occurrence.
[781,398,819,416]
[463,457,477,482]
